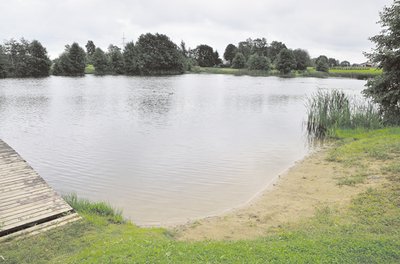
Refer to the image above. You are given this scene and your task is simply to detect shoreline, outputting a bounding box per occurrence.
[137,149,314,228]
[173,143,385,241]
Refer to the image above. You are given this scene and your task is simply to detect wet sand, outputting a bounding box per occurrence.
[174,145,384,241]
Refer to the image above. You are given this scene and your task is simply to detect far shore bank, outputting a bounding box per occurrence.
[83,64,383,80]
[188,66,382,80]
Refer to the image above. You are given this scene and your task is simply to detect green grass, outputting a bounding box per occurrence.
[1,128,400,263]
[84,64,95,74]
[329,67,382,76]
[64,193,124,224]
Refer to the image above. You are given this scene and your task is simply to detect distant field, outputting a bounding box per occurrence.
[329,67,382,75]
[190,66,382,79]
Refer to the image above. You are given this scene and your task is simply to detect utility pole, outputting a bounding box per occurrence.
[122,33,126,48]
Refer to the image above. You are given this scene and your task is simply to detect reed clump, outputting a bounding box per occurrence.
[306,90,383,139]
[64,193,124,224]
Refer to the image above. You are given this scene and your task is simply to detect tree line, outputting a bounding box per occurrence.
[218,38,355,74]
[0,33,358,78]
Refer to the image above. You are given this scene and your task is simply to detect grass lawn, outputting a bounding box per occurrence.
[1,128,400,263]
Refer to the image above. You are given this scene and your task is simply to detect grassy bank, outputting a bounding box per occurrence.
[1,128,400,263]
[189,66,382,79]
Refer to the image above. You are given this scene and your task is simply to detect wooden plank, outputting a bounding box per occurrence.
[0,213,81,242]
[0,184,52,200]
[1,207,73,231]
[0,177,46,188]
[1,200,71,223]
[0,139,77,237]
[0,195,67,215]
[1,203,71,228]
[0,173,39,185]
[0,187,53,203]
[0,178,47,193]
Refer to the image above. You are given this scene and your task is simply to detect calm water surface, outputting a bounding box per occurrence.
[0,74,365,225]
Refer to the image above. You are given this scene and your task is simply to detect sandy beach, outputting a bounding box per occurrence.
[174,145,384,241]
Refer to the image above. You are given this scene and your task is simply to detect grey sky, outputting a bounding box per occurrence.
[0,0,393,62]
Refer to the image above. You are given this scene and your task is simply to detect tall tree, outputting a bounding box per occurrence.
[316,55,329,72]
[0,45,8,78]
[180,41,188,58]
[340,61,351,67]
[92,47,109,75]
[276,48,296,74]
[231,52,246,69]
[237,39,253,60]
[53,43,86,76]
[85,40,96,64]
[269,41,287,63]
[27,40,51,77]
[107,44,124,74]
[3,39,30,77]
[247,54,271,71]
[123,42,139,75]
[213,51,222,66]
[223,44,237,65]
[363,0,400,123]
[193,44,217,67]
[67,43,86,76]
[252,38,268,56]
[328,58,339,67]
[293,49,311,71]
[134,33,184,75]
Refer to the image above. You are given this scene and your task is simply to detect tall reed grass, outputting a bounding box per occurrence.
[306,90,383,139]
[64,193,124,224]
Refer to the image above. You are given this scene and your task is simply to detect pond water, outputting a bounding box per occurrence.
[0,74,366,225]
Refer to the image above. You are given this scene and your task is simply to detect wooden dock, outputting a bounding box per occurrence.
[0,139,80,239]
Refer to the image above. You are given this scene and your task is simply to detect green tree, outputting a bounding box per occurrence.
[247,54,271,71]
[27,40,51,77]
[3,39,30,77]
[237,39,253,60]
[328,58,339,67]
[107,45,124,74]
[269,41,287,63]
[0,45,8,78]
[135,33,184,75]
[123,42,139,75]
[231,52,246,69]
[180,41,188,58]
[213,51,222,66]
[316,55,329,72]
[85,40,96,63]
[193,44,217,67]
[252,38,268,56]
[363,0,400,123]
[223,44,237,65]
[293,49,310,71]
[276,48,296,74]
[53,43,86,76]
[92,47,109,75]
[340,61,350,67]
[1,39,50,77]
[67,43,86,76]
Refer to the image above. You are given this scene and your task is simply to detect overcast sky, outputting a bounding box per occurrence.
[0,0,393,62]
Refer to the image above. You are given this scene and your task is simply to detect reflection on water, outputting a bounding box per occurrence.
[0,75,366,225]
